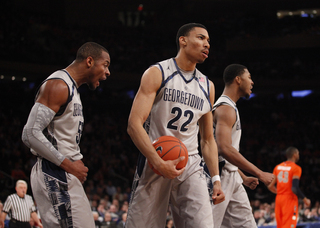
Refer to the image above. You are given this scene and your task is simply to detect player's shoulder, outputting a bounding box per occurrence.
[151,58,173,70]
[213,96,236,111]
[292,162,302,170]
[47,70,69,80]
[42,70,70,89]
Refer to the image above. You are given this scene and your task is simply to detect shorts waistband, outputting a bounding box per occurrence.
[10,218,29,224]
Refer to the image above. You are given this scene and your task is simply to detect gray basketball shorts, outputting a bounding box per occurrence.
[31,157,94,228]
[211,168,256,228]
[125,154,213,228]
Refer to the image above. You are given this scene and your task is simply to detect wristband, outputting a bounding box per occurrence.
[211,175,220,183]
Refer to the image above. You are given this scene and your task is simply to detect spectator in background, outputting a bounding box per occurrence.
[263,211,277,226]
[316,207,320,221]
[108,204,119,222]
[101,211,117,228]
[106,181,117,198]
[100,196,112,210]
[253,210,265,226]
[111,199,120,212]
[117,212,127,228]
[91,199,99,212]
[166,217,174,228]
[0,180,42,228]
[118,201,128,218]
[113,186,125,203]
[97,203,107,217]
[93,211,103,228]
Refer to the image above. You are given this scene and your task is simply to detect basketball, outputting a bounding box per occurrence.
[148,135,188,176]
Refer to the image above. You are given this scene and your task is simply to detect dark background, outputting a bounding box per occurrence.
[1,0,320,206]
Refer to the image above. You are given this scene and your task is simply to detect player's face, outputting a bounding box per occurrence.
[239,69,254,99]
[184,27,210,63]
[88,51,111,90]
[16,183,27,198]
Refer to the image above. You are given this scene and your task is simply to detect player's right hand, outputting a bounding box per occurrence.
[157,157,185,179]
[71,160,89,184]
[212,181,225,205]
[259,172,275,186]
[303,198,311,207]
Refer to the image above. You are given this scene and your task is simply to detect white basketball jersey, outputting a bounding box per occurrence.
[145,58,212,155]
[213,95,241,171]
[35,70,84,161]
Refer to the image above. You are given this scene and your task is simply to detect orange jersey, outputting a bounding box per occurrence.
[273,161,302,196]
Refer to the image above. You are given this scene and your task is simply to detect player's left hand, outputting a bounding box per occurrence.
[212,181,225,205]
[243,176,259,190]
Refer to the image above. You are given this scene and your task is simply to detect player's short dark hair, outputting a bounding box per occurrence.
[286,146,298,159]
[176,23,207,51]
[76,42,109,62]
[223,64,247,85]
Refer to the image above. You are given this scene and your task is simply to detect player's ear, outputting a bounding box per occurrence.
[235,76,241,84]
[86,56,94,68]
[179,36,187,46]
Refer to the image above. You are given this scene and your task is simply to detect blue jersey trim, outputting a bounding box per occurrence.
[156,63,165,95]
[173,58,196,84]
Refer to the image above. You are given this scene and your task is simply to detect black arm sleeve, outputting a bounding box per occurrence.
[291,178,306,199]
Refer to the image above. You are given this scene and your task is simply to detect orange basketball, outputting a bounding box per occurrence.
[148,135,188,176]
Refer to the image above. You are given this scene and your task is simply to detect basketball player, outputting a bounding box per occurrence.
[125,23,225,228]
[203,64,275,227]
[21,42,111,227]
[268,147,311,228]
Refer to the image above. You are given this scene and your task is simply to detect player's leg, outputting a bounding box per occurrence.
[281,196,299,228]
[67,172,95,228]
[211,168,233,227]
[275,196,284,228]
[125,155,172,228]
[220,171,256,228]
[31,158,73,227]
[170,155,213,228]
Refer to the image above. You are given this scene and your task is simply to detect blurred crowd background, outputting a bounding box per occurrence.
[1,0,320,227]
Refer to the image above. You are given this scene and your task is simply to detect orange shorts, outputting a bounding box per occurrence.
[275,194,299,228]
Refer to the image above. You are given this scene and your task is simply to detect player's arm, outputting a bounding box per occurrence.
[127,66,185,179]
[214,105,274,186]
[0,211,7,228]
[292,176,311,207]
[238,169,259,190]
[31,212,43,228]
[1,197,10,228]
[22,80,88,183]
[200,80,225,204]
[267,173,277,194]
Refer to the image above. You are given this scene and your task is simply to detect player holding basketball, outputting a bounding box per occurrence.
[126,23,225,228]
[203,64,275,227]
[22,42,111,227]
[268,147,311,228]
